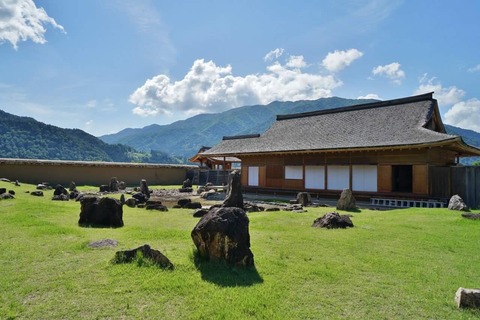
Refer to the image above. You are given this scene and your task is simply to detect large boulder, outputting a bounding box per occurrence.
[448,194,469,211]
[336,189,356,211]
[78,196,124,227]
[222,170,243,209]
[191,206,254,266]
[312,212,354,229]
[113,244,174,269]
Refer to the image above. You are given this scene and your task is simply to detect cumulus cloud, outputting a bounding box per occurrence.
[372,62,405,84]
[264,48,284,61]
[444,99,480,132]
[468,64,480,73]
[0,0,64,49]
[414,74,465,106]
[321,49,363,73]
[129,54,342,117]
[357,93,381,100]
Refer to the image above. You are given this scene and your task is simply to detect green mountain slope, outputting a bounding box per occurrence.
[445,124,480,165]
[0,110,180,163]
[101,97,377,158]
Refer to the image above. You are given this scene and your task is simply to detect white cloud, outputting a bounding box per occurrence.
[129,55,342,117]
[357,93,381,100]
[321,49,363,73]
[86,100,97,108]
[0,0,64,49]
[414,74,465,106]
[372,62,405,84]
[264,48,284,61]
[444,99,480,132]
[468,64,480,73]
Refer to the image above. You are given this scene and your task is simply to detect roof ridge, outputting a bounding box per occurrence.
[276,92,434,121]
[223,133,261,140]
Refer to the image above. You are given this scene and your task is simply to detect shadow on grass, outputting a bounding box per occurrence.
[191,250,263,287]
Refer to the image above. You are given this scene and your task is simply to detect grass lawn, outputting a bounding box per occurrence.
[1,181,479,319]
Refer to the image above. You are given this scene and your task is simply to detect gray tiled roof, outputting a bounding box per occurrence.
[203,93,467,156]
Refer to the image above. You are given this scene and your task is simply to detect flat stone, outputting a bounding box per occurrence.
[88,239,118,248]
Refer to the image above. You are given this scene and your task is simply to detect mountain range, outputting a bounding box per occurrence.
[1,97,479,165]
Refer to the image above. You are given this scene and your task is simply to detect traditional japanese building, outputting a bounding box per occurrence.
[200,93,480,202]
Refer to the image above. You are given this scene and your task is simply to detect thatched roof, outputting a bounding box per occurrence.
[202,93,480,157]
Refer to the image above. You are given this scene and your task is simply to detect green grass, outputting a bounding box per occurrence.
[1,181,480,319]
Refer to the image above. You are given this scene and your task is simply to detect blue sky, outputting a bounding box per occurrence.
[1,0,479,136]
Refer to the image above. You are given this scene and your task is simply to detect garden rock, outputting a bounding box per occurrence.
[109,177,119,192]
[297,192,311,207]
[461,213,480,220]
[200,189,217,199]
[312,212,354,229]
[222,170,243,209]
[37,183,49,190]
[182,178,193,189]
[54,184,68,196]
[125,198,137,208]
[191,206,254,266]
[31,191,44,197]
[145,198,168,211]
[244,202,263,212]
[0,193,14,200]
[177,198,191,207]
[88,239,118,248]
[184,202,202,209]
[113,244,174,269]
[193,208,209,218]
[132,192,147,204]
[8,190,15,195]
[140,179,150,199]
[99,185,110,192]
[455,287,480,309]
[336,189,356,211]
[70,189,80,200]
[0,188,6,194]
[78,196,124,227]
[448,195,469,211]
[68,181,77,191]
[52,194,69,201]
[118,181,126,190]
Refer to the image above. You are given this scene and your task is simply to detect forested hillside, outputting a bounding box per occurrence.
[0,110,182,163]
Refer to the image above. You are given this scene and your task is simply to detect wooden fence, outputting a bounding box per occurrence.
[430,166,480,209]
